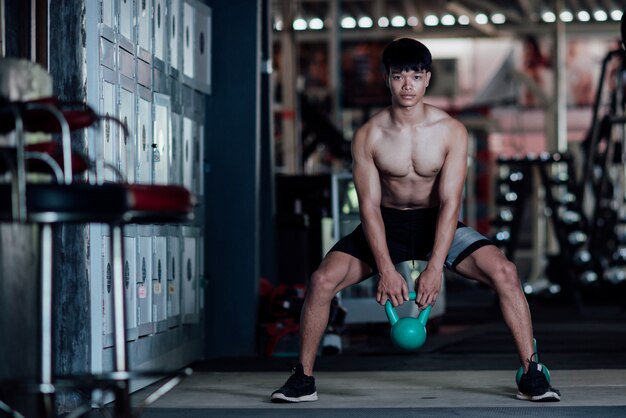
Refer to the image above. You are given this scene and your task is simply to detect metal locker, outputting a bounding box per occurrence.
[118,46,135,81]
[182,236,198,323]
[118,85,135,183]
[118,0,135,46]
[153,235,168,332]
[101,0,115,36]
[136,235,153,337]
[102,235,114,348]
[169,0,181,72]
[100,37,116,71]
[124,236,138,341]
[136,89,153,184]
[194,3,211,94]
[198,236,204,311]
[170,112,182,185]
[154,0,167,64]
[167,234,181,327]
[153,94,171,185]
[196,121,204,197]
[137,0,153,60]
[101,72,118,182]
[182,116,194,193]
[182,1,195,80]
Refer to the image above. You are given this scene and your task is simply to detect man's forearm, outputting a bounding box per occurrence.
[428,202,459,270]
[360,205,395,274]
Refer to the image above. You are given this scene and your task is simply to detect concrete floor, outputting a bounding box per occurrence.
[133,284,626,417]
[132,320,626,416]
[136,369,626,409]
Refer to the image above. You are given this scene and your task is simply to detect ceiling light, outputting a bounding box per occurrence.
[458,15,470,25]
[475,13,488,24]
[309,18,324,30]
[441,14,455,26]
[407,16,419,27]
[341,16,357,29]
[611,10,623,21]
[542,11,556,22]
[274,18,283,31]
[358,16,373,28]
[293,17,307,30]
[391,15,406,27]
[577,11,590,22]
[378,16,390,27]
[491,13,505,24]
[424,15,439,26]
[593,10,608,21]
[559,11,573,22]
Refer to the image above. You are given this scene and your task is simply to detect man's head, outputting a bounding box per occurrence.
[382,38,432,75]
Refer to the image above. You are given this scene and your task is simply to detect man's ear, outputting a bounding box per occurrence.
[384,72,390,88]
[425,71,431,87]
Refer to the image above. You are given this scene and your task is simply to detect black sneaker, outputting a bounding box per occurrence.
[516,359,561,402]
[271,364,318,403]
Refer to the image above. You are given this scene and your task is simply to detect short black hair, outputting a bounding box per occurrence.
[382,38,432,74]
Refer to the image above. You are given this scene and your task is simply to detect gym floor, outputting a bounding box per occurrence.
[133,278,626,417]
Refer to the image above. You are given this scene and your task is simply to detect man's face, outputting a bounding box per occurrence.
[386,67,431,107]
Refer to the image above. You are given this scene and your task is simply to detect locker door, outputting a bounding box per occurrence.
[170,112,182,185]
[101,74,117,182]
[118,0,134,45]
[153,94,171,185]
[154,0,167,63]
[102,236,114,347]
[198,236,205,310]
[167,235,181,327]
[137,236,153,336]
[137,0,153,58]
[169,0,181,71]
[196,121,204,197]
[153,236,168,332]
[182,1,195,80]
[101,0,115,32]
[118,86,135,184]
[182,236,198,323]
[194,3,211,93]
[136,93,153,184]
[182,117,194,193]
[124,236,137,340]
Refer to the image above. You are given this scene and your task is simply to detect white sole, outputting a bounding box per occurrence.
[271,392,318,403]
[516,390,561,402]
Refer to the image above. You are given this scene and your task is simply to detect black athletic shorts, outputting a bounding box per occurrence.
[329,206,494,273]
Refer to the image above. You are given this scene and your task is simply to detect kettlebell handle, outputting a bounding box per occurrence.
[384,291,431,326]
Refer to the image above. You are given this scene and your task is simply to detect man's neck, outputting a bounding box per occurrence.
[390,102,428,127]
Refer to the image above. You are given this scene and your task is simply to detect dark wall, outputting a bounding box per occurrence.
[47,3,91,391]
[204,0,263,356]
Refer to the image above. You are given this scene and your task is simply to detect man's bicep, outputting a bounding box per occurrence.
[352,140,381,209]
[439,130,468,203]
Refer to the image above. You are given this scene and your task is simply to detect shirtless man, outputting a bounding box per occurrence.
[271,37,560,403]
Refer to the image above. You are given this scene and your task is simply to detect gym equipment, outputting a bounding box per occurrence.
[384,292,431,351]
[515,338,551,385]
[0,99,194,418]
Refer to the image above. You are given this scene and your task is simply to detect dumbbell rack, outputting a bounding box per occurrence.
[492,153,585,310]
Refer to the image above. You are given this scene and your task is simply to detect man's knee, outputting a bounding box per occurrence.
[492,259,520,291]
[309,269,341,299]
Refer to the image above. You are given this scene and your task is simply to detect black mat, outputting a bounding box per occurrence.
[141,406,626,418]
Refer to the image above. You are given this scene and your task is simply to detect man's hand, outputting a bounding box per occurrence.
[415,267,442,308]
[376,269,409,307]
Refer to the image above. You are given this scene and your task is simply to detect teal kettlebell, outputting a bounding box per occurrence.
[515,338,551,384]
[384,291,431,351]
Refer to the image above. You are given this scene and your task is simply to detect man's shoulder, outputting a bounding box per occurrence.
[425,105,466,131]
[355,108,391,139]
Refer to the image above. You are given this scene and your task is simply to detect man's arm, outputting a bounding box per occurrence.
[416,120,468,308]
[352,126,409,307]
